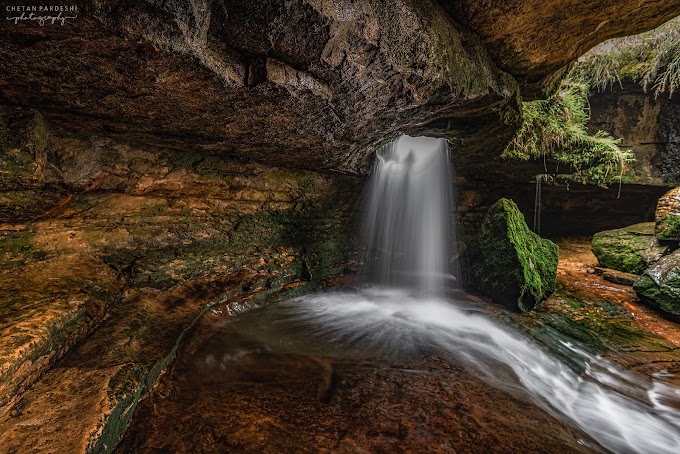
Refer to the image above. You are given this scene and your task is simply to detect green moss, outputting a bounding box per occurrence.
[564,298,583,309]
[111,182,355,291]
[471,198,558,312]
[591,223,666,274]
[503,82,635,187]
[0,152,42,187]
[533,312,606,352]
[656,214,680,241]
[529,298,646,354]
[0,231,32,256]
[19,110,48,156]
[0,308,92,398]
[88,364,146,454]
[569,17,680,98]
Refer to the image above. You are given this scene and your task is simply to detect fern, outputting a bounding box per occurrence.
[503,18,680,185]
[503,82,634,187]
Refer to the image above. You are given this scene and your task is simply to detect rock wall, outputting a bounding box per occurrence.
[0,0,517,175]
[438,1,680,89]
[2,1,677,175]
[456,179,668,238]
[588,80,680,185]
[0,107,359,451]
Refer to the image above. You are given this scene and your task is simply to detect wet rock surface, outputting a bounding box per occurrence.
[0,130,359,452]
[592,222,668,274]
[531,239,680,360]
[593,266,639,286]
[118,238,680,454]
[117,303,593,454]
[634,250,680,317]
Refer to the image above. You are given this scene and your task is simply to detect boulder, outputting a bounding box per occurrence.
[471,198,558,312]
[655,187,680,241]
[634,250,680,316]
[591,223,667,275]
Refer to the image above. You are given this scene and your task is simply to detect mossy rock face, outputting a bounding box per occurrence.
[655,187,680,240]
[471,198,558,312]
[633,250,680,316]
[657,215,680,241]
[591,223,667,274]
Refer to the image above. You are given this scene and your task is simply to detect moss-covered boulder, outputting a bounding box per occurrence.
[471,198,558,312]
[634,250,680,316]
[655,187,680,241]
[591,223,668,274]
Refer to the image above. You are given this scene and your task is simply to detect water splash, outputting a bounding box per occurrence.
[360,135,457,295]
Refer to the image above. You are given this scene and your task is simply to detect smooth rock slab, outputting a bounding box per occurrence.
[0,250,124,409]
[592,222,667,274]
[117,309,593,454]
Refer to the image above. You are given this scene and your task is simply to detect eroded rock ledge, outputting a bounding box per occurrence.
[0,0,514,174]
[1,0,677,174]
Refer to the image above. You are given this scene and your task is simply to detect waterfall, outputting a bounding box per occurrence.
[359,135,458,295]
[256,136,680,454]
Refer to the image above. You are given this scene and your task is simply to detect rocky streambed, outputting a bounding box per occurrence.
[116,238,680,453]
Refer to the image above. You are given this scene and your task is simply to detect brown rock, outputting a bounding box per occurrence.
[593,266,639,286]
[655,186,680,240]
[440,1,680,88]
[587,81,680,186]
[0,1,676,173]
[117,319,593,454]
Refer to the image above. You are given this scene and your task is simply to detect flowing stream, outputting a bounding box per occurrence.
[264,135,680,454]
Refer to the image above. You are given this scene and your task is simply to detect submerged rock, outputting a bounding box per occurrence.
[592,223,667,275]
[634,251,680,316]
[655,187,680,241]
[471,198,558,312]
[593,267,639,287]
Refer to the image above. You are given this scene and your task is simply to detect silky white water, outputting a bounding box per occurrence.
[360,135,457,294]
[267,135,680,453]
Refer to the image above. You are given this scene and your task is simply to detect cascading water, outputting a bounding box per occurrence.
[360,135,457,294]
[251,135,680,453]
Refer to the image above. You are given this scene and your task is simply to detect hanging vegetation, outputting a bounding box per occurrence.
[503,17,679,186]
[571,17,680,98]
[502,81,634,187]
